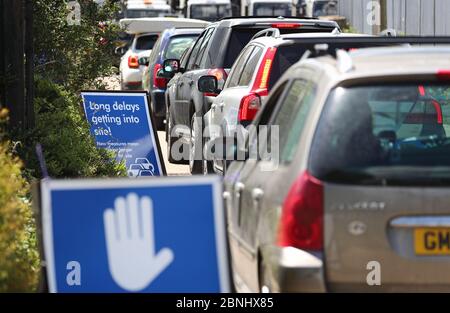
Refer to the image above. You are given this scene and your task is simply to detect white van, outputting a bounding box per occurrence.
[241,0,296,16]
[123,0,172,18]
[185,0,232,21]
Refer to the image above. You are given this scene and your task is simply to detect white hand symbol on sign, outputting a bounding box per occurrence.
[103,193,174,291]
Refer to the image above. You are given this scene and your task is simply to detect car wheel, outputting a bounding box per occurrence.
[167,110,185,164]
[259,262,274,294]
[189,114,203,174]
[148,96,165,131]
[202,156,214,175]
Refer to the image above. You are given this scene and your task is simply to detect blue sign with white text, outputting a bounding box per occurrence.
[81,92,164,177]
[42,177,229,293]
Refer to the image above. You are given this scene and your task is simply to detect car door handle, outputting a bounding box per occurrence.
[211,103,217,110]
[188,80,194,86]
[179,82,184,87]
[251,188,264,202]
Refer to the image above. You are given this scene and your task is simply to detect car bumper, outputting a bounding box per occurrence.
[264,246,326,293]
[150,89,166,117]
[121,68,143,89]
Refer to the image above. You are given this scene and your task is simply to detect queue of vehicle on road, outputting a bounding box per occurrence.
[131,16,450,292]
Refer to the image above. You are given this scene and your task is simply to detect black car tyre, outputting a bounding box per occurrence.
[189,114,203,174]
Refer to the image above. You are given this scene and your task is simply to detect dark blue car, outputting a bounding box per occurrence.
[143,27,203,130]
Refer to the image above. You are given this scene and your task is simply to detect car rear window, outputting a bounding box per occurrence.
[309,84,450,186]
[269,45,309,89]
[135,34,159,51]
[222,27,328,68]
[164,35,197,60]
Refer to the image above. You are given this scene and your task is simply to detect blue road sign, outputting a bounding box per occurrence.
[81,91,165,177]
[41,177,230,293]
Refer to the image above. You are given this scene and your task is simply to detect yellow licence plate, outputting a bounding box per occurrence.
[415,228,450,255]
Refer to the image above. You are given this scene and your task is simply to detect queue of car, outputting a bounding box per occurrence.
[121,15,450,292]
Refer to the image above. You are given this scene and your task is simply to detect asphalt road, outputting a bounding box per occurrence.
[157,131,190,176]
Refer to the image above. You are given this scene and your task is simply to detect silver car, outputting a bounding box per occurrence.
[224,46,450,292]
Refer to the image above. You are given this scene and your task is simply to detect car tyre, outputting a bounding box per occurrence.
[166,109,186,164]
[189,113,203,174]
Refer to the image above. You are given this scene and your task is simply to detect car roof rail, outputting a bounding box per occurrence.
[380,28,397,37]
[336,49,354,73]
[251,27,281,40]
[299,45,353,73]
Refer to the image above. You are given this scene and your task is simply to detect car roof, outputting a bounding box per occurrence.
[214,17,338,29]
[250,32,369,46]
[300,46,450,81]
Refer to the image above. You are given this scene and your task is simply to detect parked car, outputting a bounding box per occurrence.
[120,32,160,90]
[118,17,209,90]
[163,16,340,173]
[222,46,450,292]
[142,27,204,130]
[200,31,375,175]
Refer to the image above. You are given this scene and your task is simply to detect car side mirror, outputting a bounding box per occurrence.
[115,46,127,56]
[163,59,180,75]
[198,75,220,94]
[138,57,149,66]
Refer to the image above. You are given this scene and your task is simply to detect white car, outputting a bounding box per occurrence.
[118,18,210,90]
[119,32,159,90]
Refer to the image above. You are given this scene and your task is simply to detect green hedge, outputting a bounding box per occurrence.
[0,135,40,292]
[18,78,126,179]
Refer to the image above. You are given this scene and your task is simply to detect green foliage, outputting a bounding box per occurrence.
[34,0,121,91]
[17,78,126,179]
[0,111,40,292]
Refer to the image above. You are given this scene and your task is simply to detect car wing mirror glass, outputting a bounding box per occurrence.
[198,75,220,94]
[162,59,180,74]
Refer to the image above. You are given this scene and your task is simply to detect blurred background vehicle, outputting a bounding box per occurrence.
[187,0,233,21]
[118,0,172,19]
[142,27,204,129]
[241,0,296,16]
[223,46,450,293]
[301,0,338,17]
[162,17,339,173]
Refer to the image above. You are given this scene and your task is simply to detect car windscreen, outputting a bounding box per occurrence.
[253,3,291,16]
[190,4,231,21]
[309,83,450,186]
[135,34,159,51]
[164,35,197,60]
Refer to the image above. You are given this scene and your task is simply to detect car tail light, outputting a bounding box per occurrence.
[418,85,426,96]
[204,68,228,97]
[432,100,443,124]
[253,47,277,92]
[278,171,324,251]
[153,63,167,89]
[238,93,261,122]
[271,23,301,29]
[236,47,277,123]
[128,55,139,69]
[436,70,450,81]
